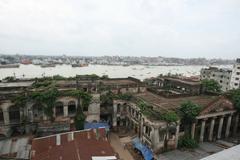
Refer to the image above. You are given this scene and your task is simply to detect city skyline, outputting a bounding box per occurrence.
[0,0,240,59]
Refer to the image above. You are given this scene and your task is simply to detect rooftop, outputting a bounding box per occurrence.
[164,77,201,86]
[135,91,217,112]
[31,128,117,160]
[0,81,34,88]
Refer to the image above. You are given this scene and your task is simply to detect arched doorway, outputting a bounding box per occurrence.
[9,106,20,123]
[32,103,44,121]
[68,101,76,116]
[55,102,64,117]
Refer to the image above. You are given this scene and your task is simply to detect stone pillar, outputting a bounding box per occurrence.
[225,114,232,138]
[112,104,117,128]
[191,123,196,139]
[217,116,224,139]
[64,105,68,117]
[200,119,206,142]
[140,117,144,140]
[151,126,159,150]
[208,118,215,141]
[175,124,180,149]
[53,107,56,117]
[3,108,10,125]
[233,114,239,136]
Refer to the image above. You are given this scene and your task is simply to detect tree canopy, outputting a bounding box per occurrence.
[179,101,202,125]
[227,89,240,112]
[201,79,221,93]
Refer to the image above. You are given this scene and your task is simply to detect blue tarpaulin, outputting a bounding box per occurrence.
[132,137,153,160]
[84,122,110,130]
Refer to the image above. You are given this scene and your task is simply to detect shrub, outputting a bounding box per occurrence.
[178,136,198,149]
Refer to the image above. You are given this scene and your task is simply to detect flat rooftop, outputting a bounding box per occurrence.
[135,92,217,112]
[165,77,201,86]
[31,128,116,160]
[0,81,34,88]
[100,79,138,85]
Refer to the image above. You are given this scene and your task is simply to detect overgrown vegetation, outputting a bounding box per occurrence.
[3,76,15,82]
[13,87,92,126]
[227,89,240,112]
[178,135,198,149]
[137,100,179,123]
[178,101,202,135]
[201,79,221,93]
[100,91,133,106]
[162,111,179,123]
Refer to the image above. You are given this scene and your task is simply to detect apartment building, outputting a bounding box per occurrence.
[230,58,240,90]
[200,58,240,91]
[200,67,232,91]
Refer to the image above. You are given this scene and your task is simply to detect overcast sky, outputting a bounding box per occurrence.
[0,0,239,59]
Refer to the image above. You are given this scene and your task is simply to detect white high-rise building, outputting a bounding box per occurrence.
[230,58,240,90]
[200,67,232,91]
[200,58,240,92]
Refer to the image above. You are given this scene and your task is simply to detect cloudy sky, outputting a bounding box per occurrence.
[0,0,239,58]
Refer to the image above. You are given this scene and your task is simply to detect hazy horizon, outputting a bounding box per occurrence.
[0,0,240,59]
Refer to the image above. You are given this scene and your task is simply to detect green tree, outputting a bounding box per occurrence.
[179,101,202,135]
[201,79,221,93]
[227,89,240,112]
[162,111,179,151]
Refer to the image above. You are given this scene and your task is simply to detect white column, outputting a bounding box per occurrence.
[225,114,232,138]
[208,118,215,141]
[191,123,196,139]
[217,116,224,139]
[112,104,117,127]
[200,119,206,142]
[3,108,10,125]
[53,107,56,117]
[64,105,68,117]
[175,124,180,149]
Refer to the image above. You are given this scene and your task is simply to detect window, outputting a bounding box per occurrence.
[235,83,238,86]
[9,106,20,122]
[237,72,240,75]
[212,74,215,77]
[236,78,240,81]
[237,67,240,69]
[68,101,76,115]
[220,80,223,83]
[55,102,64,116]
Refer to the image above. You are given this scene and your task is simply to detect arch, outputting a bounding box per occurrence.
[0,108,3,123]
[68,101,76,116]
[32,103,44,120]
[117,104,121,113]
[55,101,64,117]
[9,106,20,123]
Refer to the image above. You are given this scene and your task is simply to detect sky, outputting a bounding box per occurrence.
[0,0,240,59]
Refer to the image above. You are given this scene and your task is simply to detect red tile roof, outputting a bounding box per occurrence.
[31,128,117,160]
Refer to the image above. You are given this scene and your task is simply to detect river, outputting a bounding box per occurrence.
[0,64,232,81]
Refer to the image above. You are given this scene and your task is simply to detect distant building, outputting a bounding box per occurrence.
[200,67,232,91]
[200,58,240,91]
[230,58,240,90]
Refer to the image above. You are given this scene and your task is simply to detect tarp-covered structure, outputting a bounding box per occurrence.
[84,122,110,130]
[132,137,153,160]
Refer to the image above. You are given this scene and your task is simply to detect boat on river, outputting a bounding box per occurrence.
[0,64,20,68]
